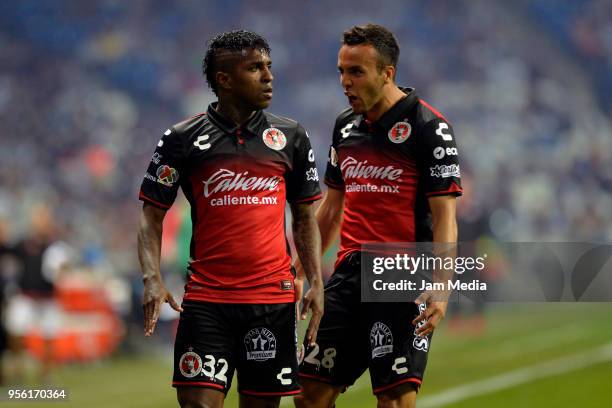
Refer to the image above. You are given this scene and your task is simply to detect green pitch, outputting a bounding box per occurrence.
[9,303,612,407]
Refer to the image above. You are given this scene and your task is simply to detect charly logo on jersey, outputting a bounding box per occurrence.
[340,122,354,138]
[433,146,458,160]
[156,165,179,186]
[202,170,281,197]
[194,134,211,151]
[388,121,412,144]
[341,156,403,181]
[435,122,453,141]
[244,327,277,361]
[262,128,287,150]
[430,164,460,178]
[370,322,394,358]
[306,168,319,182]
[413,303,430,352]
[179,349,203,378]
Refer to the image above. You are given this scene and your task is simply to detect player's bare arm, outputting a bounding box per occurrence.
[137,203,182,336]
[315,188,345,254]
[294,188,344,314]
[290,202,324,346]
[413,195,457,336]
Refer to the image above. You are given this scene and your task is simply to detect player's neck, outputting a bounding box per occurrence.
[216,100,256,127]
[365,85,406,122]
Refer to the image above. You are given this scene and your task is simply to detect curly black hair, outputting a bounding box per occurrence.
[342,24,399,69]
[202,30,271,95]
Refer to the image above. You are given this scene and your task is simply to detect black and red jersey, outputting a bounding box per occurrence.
[139,103,322,304]
[324,88,462,267]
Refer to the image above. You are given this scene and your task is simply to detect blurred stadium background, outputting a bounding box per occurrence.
[1,0,611,406]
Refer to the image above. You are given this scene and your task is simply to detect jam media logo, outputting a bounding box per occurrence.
[156,165,179,186]
[203,170,281,197]
[179,349,203,378]
[341,156,403,181]
[388,121,412,144]
[413,303,430,352]
[244,327,277,361]
[430,164,460,178]
[370,322,394,358]
[262,127,287,150]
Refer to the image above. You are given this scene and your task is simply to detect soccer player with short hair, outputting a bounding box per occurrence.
[137,30,324,408]
[295,24,462,408]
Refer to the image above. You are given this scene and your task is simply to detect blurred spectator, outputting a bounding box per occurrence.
[4,205,73,384]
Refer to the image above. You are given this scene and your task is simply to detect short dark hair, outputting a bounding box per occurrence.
[342,24,400,69]
[202,30,271,95]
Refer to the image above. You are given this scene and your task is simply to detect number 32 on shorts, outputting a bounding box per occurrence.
[202,355,229,383]
[302,344,337,369]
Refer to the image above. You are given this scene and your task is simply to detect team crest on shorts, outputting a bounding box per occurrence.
[413,302,430,352]
[244,327,277,361]
[370,322,394,358]
[388,121,412,144]
[156,165,179,186]
[262,128,287,150]
[179,350,203,378]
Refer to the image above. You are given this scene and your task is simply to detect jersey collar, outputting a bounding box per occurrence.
[356,87,418,131]
[207,102,265,136]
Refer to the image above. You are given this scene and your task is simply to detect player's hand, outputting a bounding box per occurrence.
[412,291,448,337]
[142,276,183,337]
[301,281,324,346]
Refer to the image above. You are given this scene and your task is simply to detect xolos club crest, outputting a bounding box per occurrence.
[262,128,287,151]
[388,121,412,144]
[179,349,203,378]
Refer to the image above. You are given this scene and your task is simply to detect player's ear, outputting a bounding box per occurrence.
[216,71,232,91]
[384,65,395,84]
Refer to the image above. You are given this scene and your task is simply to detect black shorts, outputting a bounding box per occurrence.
[173,301,300,397]
[299,253,432,394]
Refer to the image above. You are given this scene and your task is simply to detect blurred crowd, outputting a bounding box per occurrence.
[1,0,611,382]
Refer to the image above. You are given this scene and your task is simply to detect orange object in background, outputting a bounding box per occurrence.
[23,275,124,363]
